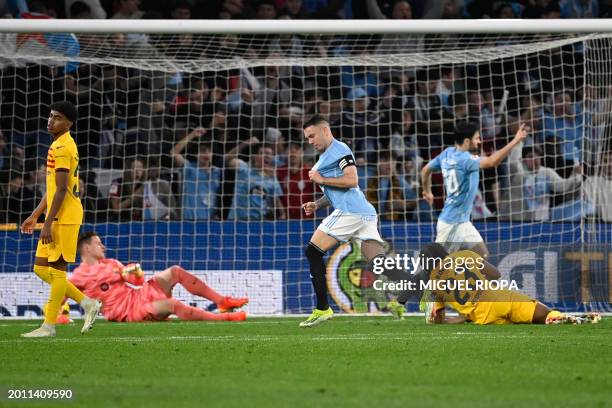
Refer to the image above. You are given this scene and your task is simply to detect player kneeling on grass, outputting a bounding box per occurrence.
[415,243,601,325]
[63,232,248,322]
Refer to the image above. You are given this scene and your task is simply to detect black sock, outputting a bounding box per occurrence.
[397,268,430,304]
[306,242,328,310]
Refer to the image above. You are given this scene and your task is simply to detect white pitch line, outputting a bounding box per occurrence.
[0,332,602,344]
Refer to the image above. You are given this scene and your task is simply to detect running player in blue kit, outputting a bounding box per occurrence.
[300,115,392,327]
[421,121,528,258]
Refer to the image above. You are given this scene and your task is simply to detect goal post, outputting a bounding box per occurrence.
[0,19,610,317]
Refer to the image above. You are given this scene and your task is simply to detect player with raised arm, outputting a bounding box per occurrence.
[300,115,403,327]
[415,243,601,325]
[20,101,101,338]
[421,121,529,257]
[69,232,248,322]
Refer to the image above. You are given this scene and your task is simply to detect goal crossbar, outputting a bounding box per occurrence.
[2,18,612,34]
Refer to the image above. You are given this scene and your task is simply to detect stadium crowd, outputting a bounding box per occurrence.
[0,0,611,224]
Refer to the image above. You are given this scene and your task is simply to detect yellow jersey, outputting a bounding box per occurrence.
[46,131,83,225]
[430,250,488,320]
[431,250,529,324]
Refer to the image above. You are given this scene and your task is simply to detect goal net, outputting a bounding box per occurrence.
[0,24,611,316]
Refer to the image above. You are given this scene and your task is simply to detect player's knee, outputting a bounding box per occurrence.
[305,243,325,267]
[153,299,175,318]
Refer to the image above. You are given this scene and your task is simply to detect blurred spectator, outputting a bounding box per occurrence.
[171,0,192,18]
[280,0,307,18]
[341,87,385,163]
[541,91,583,170]
[471,188,493,219]
[400,155,434,224]
[341,65,382,99]
[25,162,47,198]
[522,0,552,18]
[226,138,286,220]
[559,0,598,18]
[366,152,415,221]
[171,127,222,220]
[501,145,582,221]
[601,0,612,17]
[142,158,179,220]
[112,0,144,19]
[362,0,412,18]
[109,157,146,221]
[168,78,218,130]
[493,2,518,18]
[437,66,457,110]
[317,98,343,127]
[218,0,250,18]
[423,0,463,18]
[68,1,92,18]
[0,131,24,171]
[80,173,109,223]
[414,69,444,158]
[256,0,278,18]
[542,1,562,18]
[0,171,33,223]
[66,0,107,18]
[276,141,315,218]
[584,151,612,222]
[389,105,419,160]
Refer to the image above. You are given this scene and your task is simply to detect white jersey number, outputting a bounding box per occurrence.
[442,168,459,196]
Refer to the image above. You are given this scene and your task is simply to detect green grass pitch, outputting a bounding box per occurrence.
[1,317,611,408]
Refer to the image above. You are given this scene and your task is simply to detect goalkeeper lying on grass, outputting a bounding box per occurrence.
[399,243,600,325]
[53,232,248,323]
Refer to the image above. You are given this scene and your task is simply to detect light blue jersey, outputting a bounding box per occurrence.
[428,147,481,224]
[229,160,283,220]
[182,160,221,220]
[312,139,376,216]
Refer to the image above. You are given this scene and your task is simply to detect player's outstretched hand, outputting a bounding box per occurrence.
[308,169,323,184]
[20,215,37,234]
[422,191,434,205]
[514,123,529,143]
[302,201,317,216]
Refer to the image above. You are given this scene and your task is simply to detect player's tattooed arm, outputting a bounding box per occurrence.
[315,196,330,209]
[302,196,329,216]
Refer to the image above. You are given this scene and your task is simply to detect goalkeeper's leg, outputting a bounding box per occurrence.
[154,266,248,311]
[150,299,246,321]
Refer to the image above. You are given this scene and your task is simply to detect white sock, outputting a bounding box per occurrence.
[41,323,55,331]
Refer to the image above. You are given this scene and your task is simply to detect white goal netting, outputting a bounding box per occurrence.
[0,29,610,316]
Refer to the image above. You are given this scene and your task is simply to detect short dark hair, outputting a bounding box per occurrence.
[197,142,213,153]
[70,1,91,17]
[453,121,479,145]
[303,115,329,129]
[420,243,449,273]
[77,231,98,250]
[522,145,542,158]
[50,101,78,124]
